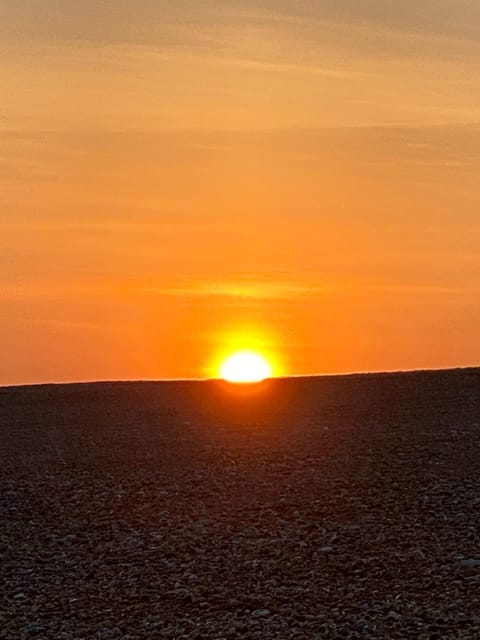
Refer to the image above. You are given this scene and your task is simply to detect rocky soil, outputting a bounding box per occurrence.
[1,368,479,639]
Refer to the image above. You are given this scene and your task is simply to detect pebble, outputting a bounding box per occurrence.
[458,558,480,569]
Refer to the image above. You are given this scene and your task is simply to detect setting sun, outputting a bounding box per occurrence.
[220,351,272,384]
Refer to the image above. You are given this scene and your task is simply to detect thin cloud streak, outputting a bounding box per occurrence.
[3,277,479,302]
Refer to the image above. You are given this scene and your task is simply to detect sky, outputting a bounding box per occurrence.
[1,0,480,385]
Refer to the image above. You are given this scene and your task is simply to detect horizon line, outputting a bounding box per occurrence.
[1,364,479,391]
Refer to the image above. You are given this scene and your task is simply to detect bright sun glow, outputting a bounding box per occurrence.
[220,351,272,383]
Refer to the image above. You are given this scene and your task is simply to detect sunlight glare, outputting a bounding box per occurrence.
[220,351,272,383]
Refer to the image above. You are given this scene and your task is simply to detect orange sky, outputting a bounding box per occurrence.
[1,1,480,385]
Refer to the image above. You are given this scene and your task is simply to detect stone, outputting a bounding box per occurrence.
[251,609,271,619]
[458,558,480,568]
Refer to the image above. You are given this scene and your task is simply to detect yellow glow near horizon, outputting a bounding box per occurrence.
[220,351,272,383]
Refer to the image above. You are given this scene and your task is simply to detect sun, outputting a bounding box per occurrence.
[220,351,272,384]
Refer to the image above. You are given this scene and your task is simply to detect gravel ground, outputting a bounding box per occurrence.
[1,368,479,639]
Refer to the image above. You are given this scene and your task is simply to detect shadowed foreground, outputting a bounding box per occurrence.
[1,369,479,639]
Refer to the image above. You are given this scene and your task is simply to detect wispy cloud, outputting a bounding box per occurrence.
[148,280,332,300]
[220,1,480,43]
[3,273,479,304]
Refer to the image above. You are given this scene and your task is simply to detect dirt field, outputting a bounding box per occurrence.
[1,368,479,639]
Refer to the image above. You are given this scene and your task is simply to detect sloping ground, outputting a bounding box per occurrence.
[1,368,479,639]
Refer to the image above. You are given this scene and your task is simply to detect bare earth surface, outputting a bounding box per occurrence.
[1,368,479,639]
